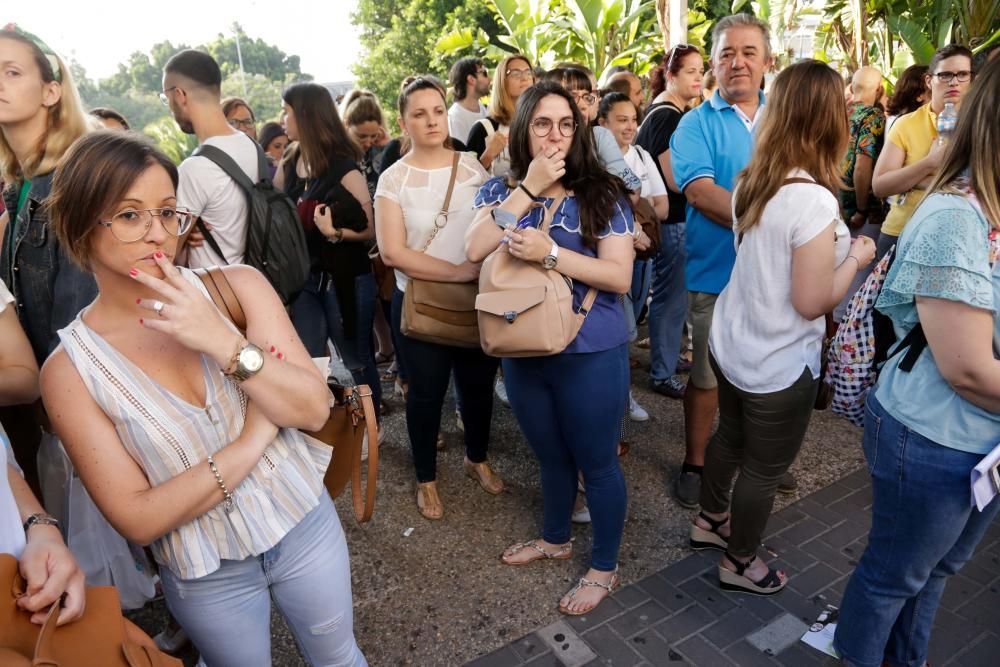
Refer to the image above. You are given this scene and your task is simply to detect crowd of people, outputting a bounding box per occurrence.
[0,14,998,667]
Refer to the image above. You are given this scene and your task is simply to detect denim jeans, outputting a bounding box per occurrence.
[292,271,381,419]
[391,289,499,482]
[625,259,653,341]
[160,493,367,667]
[502,344,629,572]
[648,223,687,383]
[833,394,1000,667]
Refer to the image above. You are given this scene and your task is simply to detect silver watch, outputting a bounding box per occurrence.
[228,343,265,383]
[23,513,59,533]
[542,241,559,269]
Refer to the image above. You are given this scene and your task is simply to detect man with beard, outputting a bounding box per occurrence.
[447,57,491,144]
[162,50,259,267]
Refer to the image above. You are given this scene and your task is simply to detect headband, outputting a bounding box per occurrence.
[2,23,63,82]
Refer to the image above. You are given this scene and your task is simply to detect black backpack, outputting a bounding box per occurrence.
[192,142,310,305]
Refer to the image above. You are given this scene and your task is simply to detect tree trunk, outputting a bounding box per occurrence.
[657,0,670,52]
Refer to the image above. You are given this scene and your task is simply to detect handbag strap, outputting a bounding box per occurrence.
[419,151,462,253]
[536,194,599,324]
[193,267,247,333]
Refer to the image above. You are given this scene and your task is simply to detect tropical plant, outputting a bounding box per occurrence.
[142,117,199,165]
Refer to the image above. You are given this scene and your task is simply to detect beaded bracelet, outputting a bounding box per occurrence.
[206,456,235,513]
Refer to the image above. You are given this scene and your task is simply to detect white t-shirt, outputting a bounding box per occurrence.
[1,283,26,559]
[374,152,489,292]
[448,102,487,145]
[623,145,668,201]
[178,131,260,268]
[710,171,850,393]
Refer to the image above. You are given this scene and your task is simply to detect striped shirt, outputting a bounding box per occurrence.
[58,268,331,580]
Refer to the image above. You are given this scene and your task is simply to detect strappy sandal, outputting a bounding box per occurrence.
[689,511,729,551]
[718,552,787,596]
[500,539,573,566]
[416,481,443,520]
[558,567,621,616]
[465,458,504,495]
[375,351,394,365]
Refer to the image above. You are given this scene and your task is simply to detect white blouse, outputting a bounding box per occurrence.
[375,151,489,291]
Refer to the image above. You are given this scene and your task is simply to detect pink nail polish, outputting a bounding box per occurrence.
[154,250,163,259]
[136,298,141,304]
[277,352,284,360]
[270,346,276,353]
[129,268,138,277]
[139,318,144,324]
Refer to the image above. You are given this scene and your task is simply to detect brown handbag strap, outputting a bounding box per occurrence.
[419,151,462,253]
[538,194,567,234]
[350,385,379,523]
[193,267,247,334]
[31,601,60,665]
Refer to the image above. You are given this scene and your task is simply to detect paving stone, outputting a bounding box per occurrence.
[772,588,828,626]
[564,596,627,633]
[535,620,597,667]
[796,499,845,527]
[762,537,819,572]
[763,509,806,539]
[608,600,671,639]
[675,633,737,666]
[745,612,810,657]
[653,602,716,643]
[737,594,785,622]
[788,563,843,598]
[816,519,869,548]
[511,633,550,662]
[939,573,980,614]
[954,585,1000,622]
[633,574,691,613]
[806,481,853,507]
[774,642,828,666]
[774,518,830,546]
[840,504,872,530]
[625,629,676,664]
[959,558,998,586]
[658,552,715,584]
[701,608,767,650]
[724,639,781,666]
[678,573,738,617]
[799,536,857,575]
[525,654,563,667]
[580,626,642,667]
[946,632,1000,667]
[467,646,524,667]
[928,609,991,667]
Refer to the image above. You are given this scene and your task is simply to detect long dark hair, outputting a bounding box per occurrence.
[282,82,361,178]
[508,81,629,248]
[886,65,928,116]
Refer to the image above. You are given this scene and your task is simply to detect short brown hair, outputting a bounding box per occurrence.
[221,96,255,121]
[48,131,178,270]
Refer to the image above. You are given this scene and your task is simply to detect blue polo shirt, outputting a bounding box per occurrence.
[670,90,764,295]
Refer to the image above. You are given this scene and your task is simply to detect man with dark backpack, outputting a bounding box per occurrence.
[163,50,308,304]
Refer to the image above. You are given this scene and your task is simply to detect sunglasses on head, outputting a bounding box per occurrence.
[666,44,698,72]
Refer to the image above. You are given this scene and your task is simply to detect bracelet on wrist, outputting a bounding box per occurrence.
[23,513,59,534]
[518,182,539,200]
[847,255,861,270]
[207,456,235,513]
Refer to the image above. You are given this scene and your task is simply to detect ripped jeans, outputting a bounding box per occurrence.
[159,493,367,667]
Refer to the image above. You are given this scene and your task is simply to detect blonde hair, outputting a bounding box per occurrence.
[487,54,533,126]
[734,60,847,235]
[923,57,1000,229]
[0,34,91,183]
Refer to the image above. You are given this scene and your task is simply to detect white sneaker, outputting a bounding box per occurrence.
[154,625,189,653]
[628,393,649,422]
[572,505,592,524]
[494,377,510,407]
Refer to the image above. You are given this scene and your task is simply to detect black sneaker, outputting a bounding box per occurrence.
[650,376,687,399]
[777,470,798,495]
[673,471,701,509]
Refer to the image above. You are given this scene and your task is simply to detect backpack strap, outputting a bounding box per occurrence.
[195,218,230,266]
[478,118,496,137]
[192,143,259,192]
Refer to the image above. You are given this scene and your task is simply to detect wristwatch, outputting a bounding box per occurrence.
[542,241,559,269]
[328,228,344,244]
[23,513,59,533]
[226,341,265,383]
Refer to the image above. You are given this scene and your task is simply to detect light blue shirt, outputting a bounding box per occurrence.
[874,193,1000,455]
[670,90,764,295]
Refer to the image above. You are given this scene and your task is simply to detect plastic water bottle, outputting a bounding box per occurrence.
[937,101,958,145]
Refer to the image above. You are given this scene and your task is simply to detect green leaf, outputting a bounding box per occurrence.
[887,14,937,64]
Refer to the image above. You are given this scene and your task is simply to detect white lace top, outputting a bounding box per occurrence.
[374,151,489,291]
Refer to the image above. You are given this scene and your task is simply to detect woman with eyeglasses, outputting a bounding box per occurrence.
[466,81,634,616]
[222,97,257,141]
[42,131,367,666]
[466,53,535,178]
[872,44,974,260]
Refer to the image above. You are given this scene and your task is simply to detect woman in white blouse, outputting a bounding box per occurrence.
[375,77,502,521]
[691,61,875,596]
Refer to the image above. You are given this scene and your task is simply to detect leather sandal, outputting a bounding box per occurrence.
[415,481,443,520]
[558,567,621,616]
[718,552,787,596]
[690,512,729,551]
[464,458,504,495]
[500,539,573,566]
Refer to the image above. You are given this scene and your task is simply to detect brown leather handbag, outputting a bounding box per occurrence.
[476,195,598,358]
[193,267,379,523]
[632,196,662,261]
[399,153,481,348]
[0,554,181,667]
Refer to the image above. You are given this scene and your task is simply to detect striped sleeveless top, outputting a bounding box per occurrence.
[57,268,332,580]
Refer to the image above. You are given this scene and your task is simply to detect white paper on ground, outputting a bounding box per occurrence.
[800,605,840,658]
[971,442,1000,511]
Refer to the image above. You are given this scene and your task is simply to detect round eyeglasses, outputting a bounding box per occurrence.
[530,118,577,138]
[97,207,195,243]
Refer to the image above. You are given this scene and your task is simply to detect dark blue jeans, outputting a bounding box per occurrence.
[391,289,498,482]
[502,344,629,572]
[292,271,381,419]
[833,394,1000,667]
[648,223,687,382]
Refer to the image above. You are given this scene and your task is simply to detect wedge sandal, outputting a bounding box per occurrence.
[689,512,729,551]
[718,552,787,596]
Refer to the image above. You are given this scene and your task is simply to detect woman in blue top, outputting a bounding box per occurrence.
[834,58,1000,667]
[466,81,634,616]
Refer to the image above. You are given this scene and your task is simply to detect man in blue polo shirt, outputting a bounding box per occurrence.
[668,14,779,508]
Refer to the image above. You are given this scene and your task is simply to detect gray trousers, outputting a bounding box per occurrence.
[700,356,819,557]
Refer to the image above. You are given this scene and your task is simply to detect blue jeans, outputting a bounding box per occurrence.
[833,394,1000,667]
[502,345,629,572]
[624,259,653,341]
[160,493,366,667]
[648,223,687,383]
[292,271,381,419]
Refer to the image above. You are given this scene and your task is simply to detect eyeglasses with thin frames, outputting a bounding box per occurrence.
[506,68,535,81]
[159,86,179,106]
[228,118,256,130]
[97,207,195,243]
[530,118,577,138]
